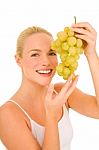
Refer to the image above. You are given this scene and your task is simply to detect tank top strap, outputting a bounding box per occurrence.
[8,100,32,121]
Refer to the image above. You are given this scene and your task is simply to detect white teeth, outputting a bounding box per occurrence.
[37,70,52,74]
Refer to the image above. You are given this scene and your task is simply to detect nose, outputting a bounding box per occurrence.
[41,55,51,67]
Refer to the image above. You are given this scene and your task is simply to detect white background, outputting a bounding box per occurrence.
[0,0,99,149]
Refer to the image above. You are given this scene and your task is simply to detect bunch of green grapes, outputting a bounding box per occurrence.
[51,26,84,80]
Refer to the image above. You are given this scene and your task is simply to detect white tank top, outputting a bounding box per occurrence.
[8,99,73,150]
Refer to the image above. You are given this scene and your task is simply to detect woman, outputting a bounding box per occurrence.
[0,22,99,150]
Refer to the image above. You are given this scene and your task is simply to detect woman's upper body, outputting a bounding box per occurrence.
[0,22,99,150]
[5,99,73,150]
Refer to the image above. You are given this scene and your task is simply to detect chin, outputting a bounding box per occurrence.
[39,79,52,87]
[37,73,55,86]
[32,72,55,86]
[36,76,54,86]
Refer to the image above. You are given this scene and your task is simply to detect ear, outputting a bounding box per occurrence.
[15,54,22,67]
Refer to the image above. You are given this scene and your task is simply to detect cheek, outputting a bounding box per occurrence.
[22,57,38,70]
[51,57,58,66]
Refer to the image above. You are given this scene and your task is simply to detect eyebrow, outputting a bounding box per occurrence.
[28,49,56,53]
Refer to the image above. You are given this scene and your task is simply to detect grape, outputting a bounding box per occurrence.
[55,39,61,47]
[68,46,76,55]
[76,47,83,54]
[64,27,74,37]
[63,67,71,76]
[76,39,83,48]
[56,63,64,76]
[51,26,84,80]
[70,61,78,70]
[63,67,71,80]
[57,31,68,42]
[60,51,68,62]
[67,37,77,46]
[74,54,80,60]
[68,30,75,37]
[62,42,69,51]
[64,56,75,65]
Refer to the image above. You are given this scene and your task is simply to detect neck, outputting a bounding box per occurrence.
[13,78,48,104]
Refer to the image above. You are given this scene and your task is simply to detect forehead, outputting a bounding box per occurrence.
[23,33,53,52]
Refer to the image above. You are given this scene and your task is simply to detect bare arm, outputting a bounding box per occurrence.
[42,112,60,150]
[0,104,41,150]
[86,52,99,104]
[69,52,99,118]
[68,87,99,118]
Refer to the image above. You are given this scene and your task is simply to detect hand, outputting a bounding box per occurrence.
[44,74,79,118]
[71,22,97,57]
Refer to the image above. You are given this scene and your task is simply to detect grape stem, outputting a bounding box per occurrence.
[74,16,76,24]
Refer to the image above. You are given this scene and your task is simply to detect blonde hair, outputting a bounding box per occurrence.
[16,26,52,57]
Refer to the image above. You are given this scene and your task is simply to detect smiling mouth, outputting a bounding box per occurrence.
[36,69,53,74]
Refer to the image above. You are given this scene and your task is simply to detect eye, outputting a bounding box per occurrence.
[31,53,39,57]
[48,51,57,56]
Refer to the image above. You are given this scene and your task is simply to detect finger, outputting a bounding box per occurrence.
[59,74,73,97]
[65,75,79,98]
[75,34,95,44]
[71,27,94,40]
[71,22,96,34]
[58,75,79,105]
[45,84,54,101]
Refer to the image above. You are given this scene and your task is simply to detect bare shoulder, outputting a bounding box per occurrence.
[0,102,15,119]
[0,102,30,126]
[0,102,41,149]
[0,101,31,134]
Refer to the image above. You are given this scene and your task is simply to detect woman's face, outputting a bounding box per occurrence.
[19,33,58,86]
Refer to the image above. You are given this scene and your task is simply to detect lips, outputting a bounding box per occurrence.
[36,69,53,74]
